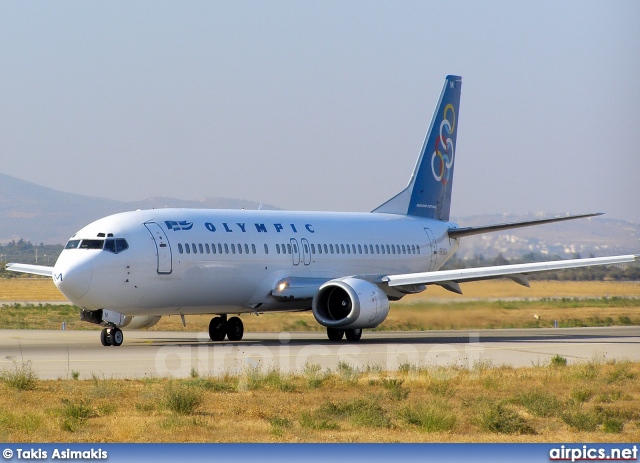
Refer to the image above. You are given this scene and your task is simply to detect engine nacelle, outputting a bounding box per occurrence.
[312,277,390,330]
[121,315,162,330]
[80,309,161,330]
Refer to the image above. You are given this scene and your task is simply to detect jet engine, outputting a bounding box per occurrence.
[312,277,389,330]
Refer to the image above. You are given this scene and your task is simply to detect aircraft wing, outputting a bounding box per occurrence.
[380,254,639,294]
[6,263,54,277]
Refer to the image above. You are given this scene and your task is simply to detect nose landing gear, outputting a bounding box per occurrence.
[100,326,123,347]
[208,315,244,342]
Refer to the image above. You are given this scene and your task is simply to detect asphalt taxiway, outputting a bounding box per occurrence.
[1,327,639,380]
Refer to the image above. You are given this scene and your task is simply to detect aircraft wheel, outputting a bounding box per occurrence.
[345,328,362,342]
[209,317,227,341]
[327,327,345,341]
[226,317,244,341]
[100,328,111,346]
[111,327,124,347]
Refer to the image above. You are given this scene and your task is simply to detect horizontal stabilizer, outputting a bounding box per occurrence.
[447,213,603,239]
[6,263,54,277]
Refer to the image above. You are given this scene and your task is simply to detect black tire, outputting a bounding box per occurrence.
[327,327,345,341]
[209,316,227,341]
[111,328,124,347]
[345,328,362,341]
[226,316,244,341]
[100,328,111,346]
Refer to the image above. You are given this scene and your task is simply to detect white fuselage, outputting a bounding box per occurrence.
[52,209,458,317]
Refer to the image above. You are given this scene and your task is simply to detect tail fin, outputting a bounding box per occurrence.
[373,75,461,221]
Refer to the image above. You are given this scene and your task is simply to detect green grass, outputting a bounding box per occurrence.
[163,383,203,415]
[0,358,38,391]
[398,401,457,432]
[475,402,536,435]
[512,390,562,417]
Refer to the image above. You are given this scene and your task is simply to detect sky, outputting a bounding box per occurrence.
[1,1,639,222]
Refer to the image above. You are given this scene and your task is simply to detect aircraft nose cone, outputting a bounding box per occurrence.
[54,259,93,301]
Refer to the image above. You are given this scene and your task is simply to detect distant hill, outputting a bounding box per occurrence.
[1,173,638,257]
[0,173,278,244]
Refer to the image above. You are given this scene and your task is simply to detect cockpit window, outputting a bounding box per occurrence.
[65,240,81,249]
[79,239,105,250]
[104,238,129,254]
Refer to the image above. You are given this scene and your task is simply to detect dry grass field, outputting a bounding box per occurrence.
[1,279,639,332]
[2,279,639,303]
[0,278,67,302]
[1,359,639,442]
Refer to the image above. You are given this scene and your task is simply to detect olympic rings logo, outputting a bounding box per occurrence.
[430,103,456,184]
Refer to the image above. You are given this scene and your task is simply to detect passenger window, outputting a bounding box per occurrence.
[212,244,217,254]
[264,244,269,254]
[231,244,236,254]
[186,243,191,254]
[317,244,322,254]
[324,244,328,254]
[276,244,280,254]
[190,243,196,254]
[402,245,406,254]
[364,245,368,255]
[252,244,256,254]
[245,244,249,254]
[288,244,292,254]
[358,244,362,254]
[346,245,350,254]
[417,245,420,255]
[199,243,204,254]
[330,244,334,254]
[238,244,242,254]
[303,243,308,253]
[224,244,229,254]
[311,244,315,254]
[340,244,345,254]
[205,244,210,254]
[178,243,183,254]
[65,239,81,249]
[218,244,223,254]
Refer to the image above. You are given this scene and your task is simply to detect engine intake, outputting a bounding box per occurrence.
[312,278,390,329]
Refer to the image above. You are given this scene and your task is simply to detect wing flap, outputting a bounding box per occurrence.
[6,263,54,277]
[382,254,638,288]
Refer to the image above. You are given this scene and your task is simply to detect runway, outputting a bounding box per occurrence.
[1,327,639,380]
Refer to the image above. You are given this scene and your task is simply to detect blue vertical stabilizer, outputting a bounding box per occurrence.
[373,75,461,221]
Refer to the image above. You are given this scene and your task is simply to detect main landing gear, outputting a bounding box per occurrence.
[326,327,362,342]
[208,315,244,342]
[100,326,123,347]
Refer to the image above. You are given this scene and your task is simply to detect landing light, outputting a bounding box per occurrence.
[278,282,287,291]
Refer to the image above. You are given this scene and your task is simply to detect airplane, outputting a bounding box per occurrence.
[6,75,638,347]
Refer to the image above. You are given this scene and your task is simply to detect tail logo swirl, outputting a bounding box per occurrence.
[430,103,456,184]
